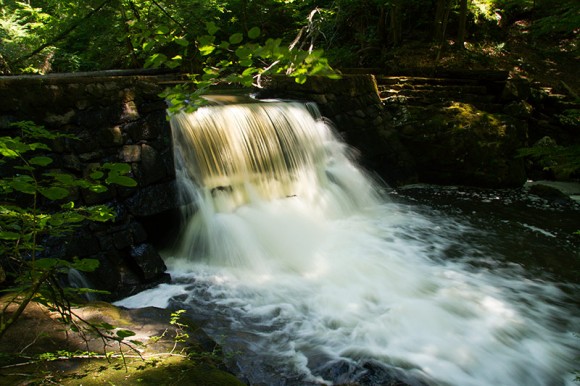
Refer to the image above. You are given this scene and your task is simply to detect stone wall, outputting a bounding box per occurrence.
[262,75,418,186]
[0,72,179,299]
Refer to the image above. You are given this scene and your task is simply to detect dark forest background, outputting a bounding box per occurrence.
[1,0,578,91]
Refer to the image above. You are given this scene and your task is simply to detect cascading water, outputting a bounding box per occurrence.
[117,100,579,385]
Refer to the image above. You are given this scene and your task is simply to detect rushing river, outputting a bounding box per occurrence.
[116,101,579,386]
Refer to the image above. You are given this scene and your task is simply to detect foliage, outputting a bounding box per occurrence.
[0,0,577,74]
[159,21,340,115]
[0,120,135,340]
[517,140,580,179]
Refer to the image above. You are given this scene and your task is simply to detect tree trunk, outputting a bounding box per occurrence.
[434,0,448,43]
[390,0,402,47]
[457,0,469,49]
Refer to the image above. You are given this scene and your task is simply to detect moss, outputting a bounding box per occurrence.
[1,354,245,386]
[0,299,245,386]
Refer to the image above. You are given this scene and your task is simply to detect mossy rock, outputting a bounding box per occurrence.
[395,102,528,187]
[0,298,244,385]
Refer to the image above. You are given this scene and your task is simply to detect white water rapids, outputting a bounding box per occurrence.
[117,101,578,385]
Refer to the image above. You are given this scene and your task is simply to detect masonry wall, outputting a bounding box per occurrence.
[0,72,179,299]
[262,74,417,186]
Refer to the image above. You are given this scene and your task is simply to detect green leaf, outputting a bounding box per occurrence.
[144,53,168,69]
[235,46,251,59]
[104,163,131,174]
[34,258,63,270]
[90,171,104,180]
[71,258,99,272]
[39,187,69,200]
[116,329,136,339]
[199,44,215,56]
[142,41,155,52]
[0,231,20,240]
[174,38,189,47]
[106,175,137,187]
[11,180,36,194]
[206,21,219,35]
[155,25,170,35]
[248,26,260,40]
[29,156,53,166]
[229,33,243,45]
[99,322,115,331]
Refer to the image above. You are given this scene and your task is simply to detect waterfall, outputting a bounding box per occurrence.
[169,101,382,266]
[117,100,579,386]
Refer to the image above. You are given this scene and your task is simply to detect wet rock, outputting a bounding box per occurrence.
[129,243,167,281]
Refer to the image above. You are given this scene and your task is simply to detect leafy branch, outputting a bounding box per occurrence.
[0,121,136,341]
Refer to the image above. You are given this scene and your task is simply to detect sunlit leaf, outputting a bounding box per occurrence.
[199,44,215,56]
[155,25,170,35]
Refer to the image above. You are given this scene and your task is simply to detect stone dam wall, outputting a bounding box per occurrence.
[1,72,411,299]
[3,70,569,298]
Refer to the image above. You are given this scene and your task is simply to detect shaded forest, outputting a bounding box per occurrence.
[1,0,578,92]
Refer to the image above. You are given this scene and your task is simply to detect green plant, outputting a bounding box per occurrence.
[0,120,136,340]
[517,142,580,179]
[159,22,340,116]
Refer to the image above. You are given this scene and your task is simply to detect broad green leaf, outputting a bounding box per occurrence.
[242,67,259,76]
[229,33,243,45]
[90,171,104,180]
[39,186,69,200]
[104,163,131,174]
[50,173,75,185]
[248,26,260,39]
[0,231,20,240]
[34,258,63,270]
[174,38,189,47]
[14,165,35,172]
[116,329,136,339]
[106,175,137,187]
[239,59,253,67]
[199,44,215,56]
[71,258,99,272]
[142,41,155,51]
[166,60,181,69]
[29,156,52,166]
[11,180,36,194]
[206,21,219,35]
[235,46,251,59]
[99,322,115,331]
[155,25,170,35]
[144,53,168,69]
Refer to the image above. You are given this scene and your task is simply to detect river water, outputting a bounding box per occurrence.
[116,102,579,386]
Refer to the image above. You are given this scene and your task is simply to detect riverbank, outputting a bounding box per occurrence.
[0,298,244,385]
